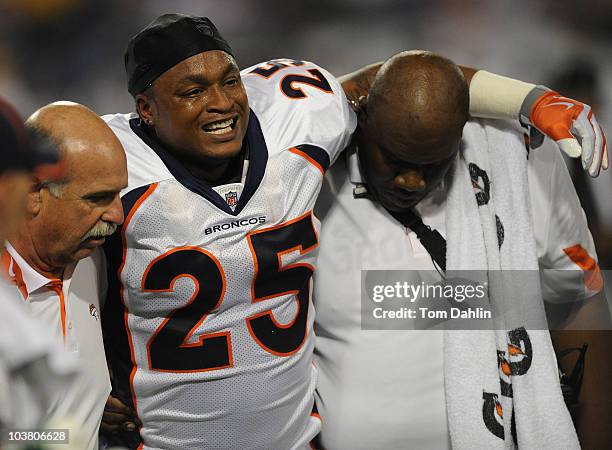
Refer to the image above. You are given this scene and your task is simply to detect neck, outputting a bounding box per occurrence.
[185,149,245,186]
[9,230,64,279]
[144,124,244,186]
[186,158,238,185]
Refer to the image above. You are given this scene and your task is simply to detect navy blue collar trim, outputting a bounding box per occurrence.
[129,111,268,216]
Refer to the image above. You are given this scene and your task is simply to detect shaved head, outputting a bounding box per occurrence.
[367,50,469,156]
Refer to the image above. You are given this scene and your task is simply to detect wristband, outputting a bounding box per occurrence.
[469,70,535,120]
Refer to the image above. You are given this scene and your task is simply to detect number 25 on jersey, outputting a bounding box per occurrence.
[142,212,318,373]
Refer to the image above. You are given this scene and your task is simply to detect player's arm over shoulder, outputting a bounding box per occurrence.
[241,59,356,163]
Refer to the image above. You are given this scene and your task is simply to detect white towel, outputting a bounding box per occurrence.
[444,120,580,449]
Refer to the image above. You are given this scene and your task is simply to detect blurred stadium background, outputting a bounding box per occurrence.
[1,0,610,288]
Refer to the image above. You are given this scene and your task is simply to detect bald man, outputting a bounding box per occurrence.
[313,52,607,448]
[2,102,128,450]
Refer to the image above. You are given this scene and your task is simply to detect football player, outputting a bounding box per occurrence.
[101,14,354,449]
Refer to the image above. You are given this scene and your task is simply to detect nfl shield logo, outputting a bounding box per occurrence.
[225,191,238,207]
[89,303,99,321]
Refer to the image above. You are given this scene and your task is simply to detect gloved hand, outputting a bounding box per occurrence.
[522,88,608,177]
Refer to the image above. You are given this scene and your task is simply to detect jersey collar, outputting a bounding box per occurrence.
[1,243,72,298]
[129,110,268,216]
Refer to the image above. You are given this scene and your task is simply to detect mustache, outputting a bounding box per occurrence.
[82,221,118,241]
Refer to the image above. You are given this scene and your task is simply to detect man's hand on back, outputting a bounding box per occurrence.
[100,394,141,434]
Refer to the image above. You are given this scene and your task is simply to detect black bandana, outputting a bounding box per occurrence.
[125,14,233,96]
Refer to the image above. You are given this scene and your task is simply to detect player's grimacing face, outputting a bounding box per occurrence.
[356,119,459,212]
[145,51,249,162]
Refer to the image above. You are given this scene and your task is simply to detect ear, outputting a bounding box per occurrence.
[27,180,43,216]
[135,91,156,126]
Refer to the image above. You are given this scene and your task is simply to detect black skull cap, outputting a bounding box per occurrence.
[125,14,233,96]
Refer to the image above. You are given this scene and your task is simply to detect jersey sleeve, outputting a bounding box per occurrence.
[241,59,357,165]
[528,139,603,302]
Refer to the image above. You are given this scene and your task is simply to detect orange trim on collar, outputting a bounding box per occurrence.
[1,251,28,300]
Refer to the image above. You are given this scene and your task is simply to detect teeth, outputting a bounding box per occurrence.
[204,118,234,133]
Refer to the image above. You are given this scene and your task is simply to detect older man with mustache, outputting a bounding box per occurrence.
[2,101,128,450]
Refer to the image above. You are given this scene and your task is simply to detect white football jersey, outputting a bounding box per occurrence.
[102,59,355,450]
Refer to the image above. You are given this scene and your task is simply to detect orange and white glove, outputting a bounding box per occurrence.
[521,87,608,177]
[469,71,609,177]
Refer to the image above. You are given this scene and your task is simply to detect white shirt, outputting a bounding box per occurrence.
[2,246,111,450]
[313,138,599,450]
